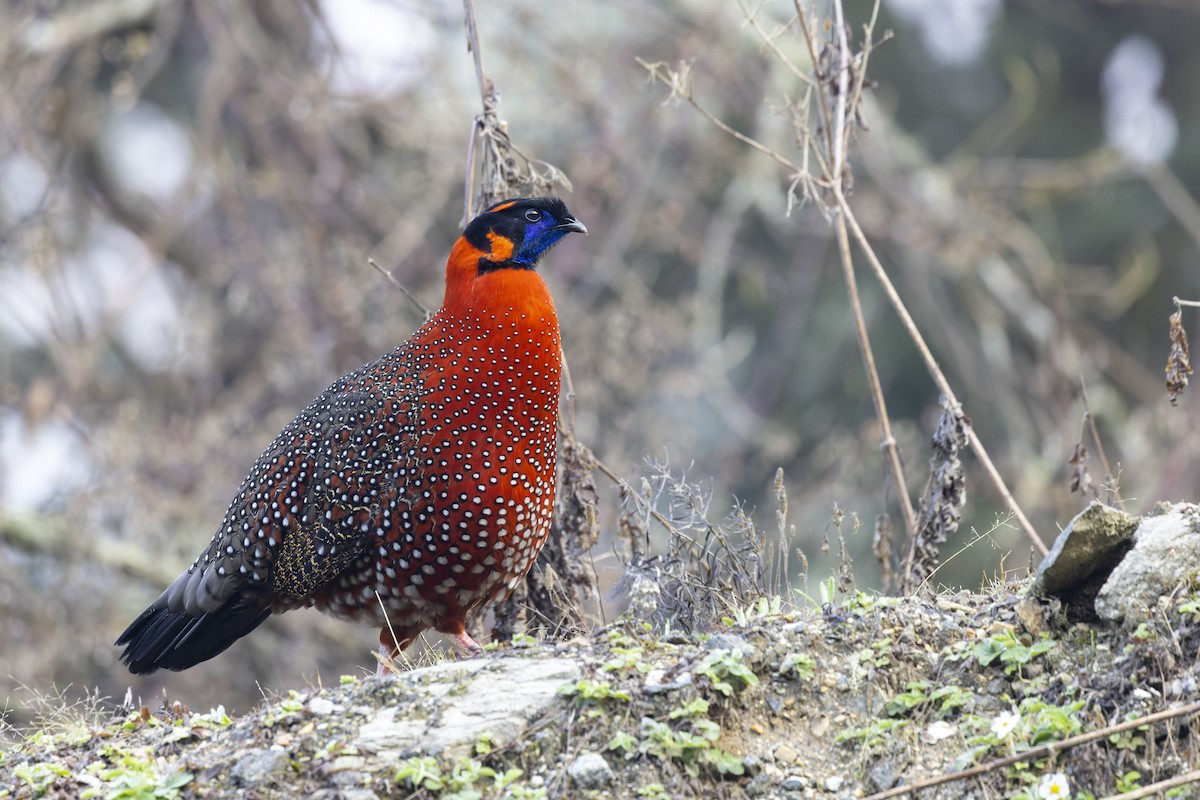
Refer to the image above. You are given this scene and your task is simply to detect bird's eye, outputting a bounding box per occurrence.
[524,209,542,222]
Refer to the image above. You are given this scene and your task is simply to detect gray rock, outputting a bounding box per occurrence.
[1031,501,1138,600]
[312,790,378,800]
[308,696,338,715]
[1096,503,1200,625]
[355,656,581,760]
[746,771,777,796]
[823,775,844,792]
[321,756,367,775]
[643,666,693,694]
[773,744,798,764]
[329,770,369,787]
[230,747,290,788]
[705,633,756,659]
[567,751,614,789]
[337,792,380,800]
[867,760,898,791]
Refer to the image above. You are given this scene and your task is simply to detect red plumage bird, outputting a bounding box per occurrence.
[117,197,586,674]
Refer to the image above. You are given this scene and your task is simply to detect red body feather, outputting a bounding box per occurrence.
[117,197,583,674]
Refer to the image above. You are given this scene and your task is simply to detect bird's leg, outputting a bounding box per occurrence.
[448,627,483,655]
[376,625,418,676]
[375,643,394,677]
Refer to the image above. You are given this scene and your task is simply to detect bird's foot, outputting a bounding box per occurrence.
[449,628,483,656]
[375,642,397,677]
[376,626,417,676]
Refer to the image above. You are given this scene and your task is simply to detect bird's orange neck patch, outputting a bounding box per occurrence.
[485,230,515,262]
[444,235,551,314]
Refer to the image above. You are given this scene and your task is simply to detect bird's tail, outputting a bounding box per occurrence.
[116,596,271,674]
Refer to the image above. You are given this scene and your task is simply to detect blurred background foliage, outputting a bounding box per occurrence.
[1,0,1198,721]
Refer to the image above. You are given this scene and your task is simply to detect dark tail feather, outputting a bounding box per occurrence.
[116,599,271,674]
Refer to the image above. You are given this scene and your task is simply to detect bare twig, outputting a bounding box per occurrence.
[590,453,703,553]
[374,590,402,674]
[839,200,1046,555]
[461,0,571,216]
[1099,770,1200,800]
[463,113,480,220]
[794,3,835,179]
[804,0,916,538]
[817,2,1042,554]
[739,2,819,89]
[642,2,1047,557]
[367,258,432,320]
[809,0,1044,555]
[462,0,488,119]
[830,0,849,183]
[916,515,1011,592]
[863,698,1200,800]
[1079,375,1124,510]
[833,207,917,537]
[462,0,489,219]
[639,7,919,543]
[636,58,802,177]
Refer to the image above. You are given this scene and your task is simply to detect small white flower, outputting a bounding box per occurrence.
[990,708,1020,738]
[1038,771,1071,800]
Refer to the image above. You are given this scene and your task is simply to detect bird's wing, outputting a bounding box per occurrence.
[117,350,425,672]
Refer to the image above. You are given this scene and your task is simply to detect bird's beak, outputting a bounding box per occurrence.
[556,217,588,236]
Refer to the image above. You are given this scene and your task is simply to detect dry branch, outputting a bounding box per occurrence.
[863,698,1200,800]
[644,1,1046,561]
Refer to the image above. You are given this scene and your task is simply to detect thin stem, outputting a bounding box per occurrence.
[740,1,819,88]
[557,344,577,433]
[367,258,431,319]
[461,0,490,219]
[798,0,914,540]
[831,0,848,181]
[463,117,479,223]
[863,698,1200,800]
[838,192,1046,555]
[635,58,801,175]
[794,1,835,166]
[1079,375,1124,511]
[823,0,914,540]
[834,205,917,539]
[645,2,1045,555]
[1100,770,1200,800]
[589,452,703,552]
[462,0,486,101]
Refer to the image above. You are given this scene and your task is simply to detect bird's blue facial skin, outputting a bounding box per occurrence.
[467,197,581,272]
[514,217,570,265]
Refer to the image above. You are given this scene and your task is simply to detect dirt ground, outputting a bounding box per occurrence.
[4,569,1200,799]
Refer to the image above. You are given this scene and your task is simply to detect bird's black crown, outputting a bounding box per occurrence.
[465,196,585,271]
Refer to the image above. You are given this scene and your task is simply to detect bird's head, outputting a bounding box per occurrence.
[463,196,587,271]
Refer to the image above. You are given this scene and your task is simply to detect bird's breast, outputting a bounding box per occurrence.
[316,301,563,627]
